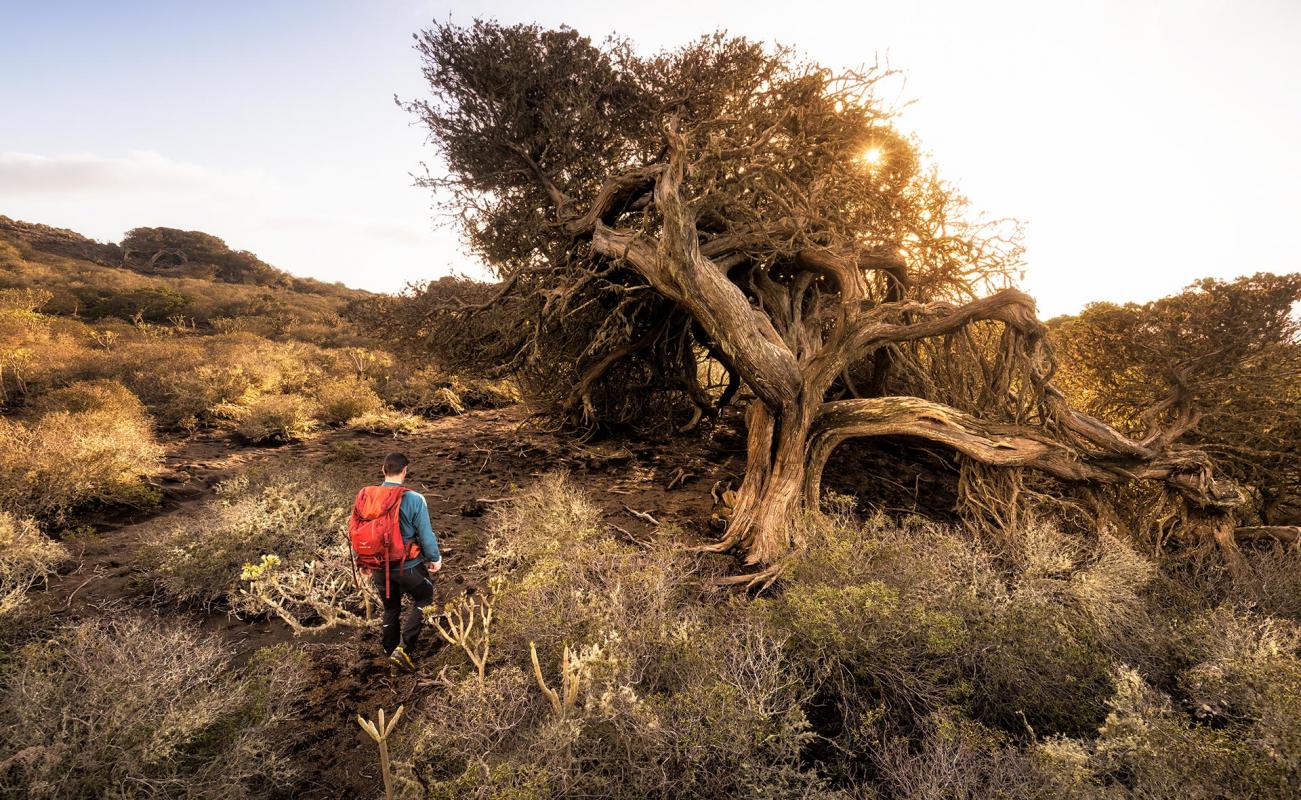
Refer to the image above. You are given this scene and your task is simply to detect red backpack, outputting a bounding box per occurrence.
[348,485,414,598]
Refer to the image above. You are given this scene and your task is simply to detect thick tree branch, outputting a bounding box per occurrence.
[805,396,1243,512]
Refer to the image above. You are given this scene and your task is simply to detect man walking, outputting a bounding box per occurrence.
[349,451,442,671]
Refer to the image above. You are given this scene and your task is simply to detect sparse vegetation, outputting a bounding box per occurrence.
[0,512,68,617]
[0,616,311,799]
[140,467,359,625]
[391,475,1301,799]
[2,17,1298,798]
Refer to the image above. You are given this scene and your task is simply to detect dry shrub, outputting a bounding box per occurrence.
[68,333,326,429]
[398,474,822,799]
[237,394,318,443]
[378,366,519,418]
[313,376,384,425]
[0,616,310,799]
[238,552,369,633]
[0,512,67,617]
[1235,547,1301,622]
[350,409,424,436]
[866,713,1056,800]
[0,379,163,520]
[140,468,359,627]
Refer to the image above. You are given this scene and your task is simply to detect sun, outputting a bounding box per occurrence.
[861,147,883,165]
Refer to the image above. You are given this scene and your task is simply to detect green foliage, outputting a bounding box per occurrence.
[140,467,353,617]
[398,474,822,799]
[0,617,310,799]
[86,284,193,322]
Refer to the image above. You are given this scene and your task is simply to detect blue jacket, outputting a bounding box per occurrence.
[380,481,441,570]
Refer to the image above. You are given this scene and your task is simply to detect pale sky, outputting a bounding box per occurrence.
[2,0,1298,316]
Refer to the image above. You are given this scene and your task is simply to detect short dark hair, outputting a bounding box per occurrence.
[382,452,410,477]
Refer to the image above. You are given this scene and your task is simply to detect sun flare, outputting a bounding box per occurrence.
[861,147,883,165]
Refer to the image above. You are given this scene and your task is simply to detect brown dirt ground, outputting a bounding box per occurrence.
[26,404,753,799]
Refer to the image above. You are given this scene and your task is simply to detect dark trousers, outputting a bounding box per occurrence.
[371,562,435,654]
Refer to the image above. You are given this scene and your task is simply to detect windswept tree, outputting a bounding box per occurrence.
[402,21,1263,579]
[1051,274,1301,543]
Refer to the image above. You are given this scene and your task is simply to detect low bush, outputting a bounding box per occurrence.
[1175,608,1301,772]
[0,616,311,799]
[350,408,424,436]
[397,474,824,799]
[763,513,1158,753]
[236,394,317,443]
[0,379,163,520]
[1077,664,1296,799]
[140,468,365,630]
[313,376,384,425]
[378,366,519,418]
[0,512,68,617]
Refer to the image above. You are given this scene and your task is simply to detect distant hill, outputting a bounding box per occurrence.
[0,216,359,299]
[0,215,367,329]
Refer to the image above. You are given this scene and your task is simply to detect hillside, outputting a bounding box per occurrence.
[1,215,1299,799]
[0,216,362,331]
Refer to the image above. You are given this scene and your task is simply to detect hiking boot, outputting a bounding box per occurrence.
[388,644,416,673]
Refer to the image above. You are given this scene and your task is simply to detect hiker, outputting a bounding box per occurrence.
[348,451,442,671]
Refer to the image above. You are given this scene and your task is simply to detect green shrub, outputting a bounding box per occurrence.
[237,394,317,443]
[0,512,68,617]
[1088,665,1295,799]
[0,379,163,520]
[0,616,310,799]
[140,468,362,630]
[765,514,1158,753]
[1176,608,1301,772]
[397,474,823,799]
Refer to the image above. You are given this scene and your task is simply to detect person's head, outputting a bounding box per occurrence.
[382,451,410,483]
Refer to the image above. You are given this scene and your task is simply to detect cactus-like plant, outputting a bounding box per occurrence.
[529,641,583,717]
[430,577,502,685]
[240,552,369,633]
[357,704,404,800]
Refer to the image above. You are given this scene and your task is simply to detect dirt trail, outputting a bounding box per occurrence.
[27,405,747,799]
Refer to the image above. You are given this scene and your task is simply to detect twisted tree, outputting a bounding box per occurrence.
[1050,274,1301,547]
[402,21,1258,579]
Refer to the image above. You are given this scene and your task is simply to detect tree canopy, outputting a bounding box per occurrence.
[1052,273,1301,541]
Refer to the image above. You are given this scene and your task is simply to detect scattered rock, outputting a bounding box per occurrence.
[459,499,487,517]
